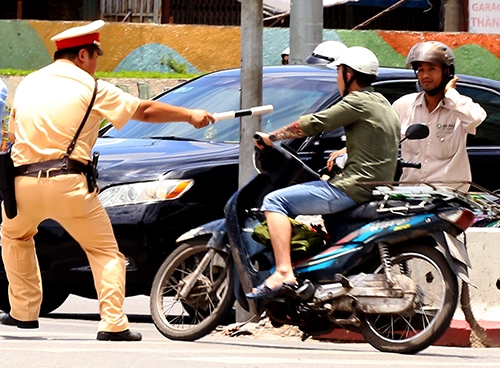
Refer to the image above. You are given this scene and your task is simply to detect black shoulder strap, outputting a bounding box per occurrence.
[64,79,99,159]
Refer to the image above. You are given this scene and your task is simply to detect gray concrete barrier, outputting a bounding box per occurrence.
[454,228,500,322]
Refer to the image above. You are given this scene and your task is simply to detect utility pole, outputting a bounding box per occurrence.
[236,0,263,323]
[235,0,322,323]
[443,0,462,31]
[289,0,323,64]
[239,0,263,187]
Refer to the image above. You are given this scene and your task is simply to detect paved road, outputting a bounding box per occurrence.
[1,295,500,368]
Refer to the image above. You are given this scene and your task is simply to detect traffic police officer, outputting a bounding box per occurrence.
[0,20,214,341]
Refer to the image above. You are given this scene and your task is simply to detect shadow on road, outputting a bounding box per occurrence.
[46,313,153,323]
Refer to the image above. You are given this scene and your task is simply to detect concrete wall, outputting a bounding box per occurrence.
[456,228,500,323]
[0,75,184,108]
[2,20,500,80]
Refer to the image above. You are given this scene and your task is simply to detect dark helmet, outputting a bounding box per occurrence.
[406,41,455,74]
[407,41,455,96]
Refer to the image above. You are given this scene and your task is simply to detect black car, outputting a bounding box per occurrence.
[2,65,500,314]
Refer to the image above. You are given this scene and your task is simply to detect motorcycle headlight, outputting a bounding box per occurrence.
[98,179,194,207]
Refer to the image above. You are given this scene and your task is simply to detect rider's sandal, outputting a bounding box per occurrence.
[245,281,296,300]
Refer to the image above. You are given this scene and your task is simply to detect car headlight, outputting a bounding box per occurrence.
[98,179,194,207]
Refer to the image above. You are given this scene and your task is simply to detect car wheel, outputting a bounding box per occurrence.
[0,280,10,313]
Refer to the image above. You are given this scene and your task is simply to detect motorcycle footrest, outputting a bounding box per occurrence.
[332,274,352,289]
[296,279,315,301]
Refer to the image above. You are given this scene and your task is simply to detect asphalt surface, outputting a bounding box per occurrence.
[1,295,500,368]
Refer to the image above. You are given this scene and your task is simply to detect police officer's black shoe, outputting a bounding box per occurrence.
[0,312,39,329]
[96,329,142,341]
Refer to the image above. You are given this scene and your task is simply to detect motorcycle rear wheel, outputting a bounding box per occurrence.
[360,244,458,354]
[150,239,235,341]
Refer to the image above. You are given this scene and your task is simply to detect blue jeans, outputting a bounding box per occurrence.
[261,180,357,217]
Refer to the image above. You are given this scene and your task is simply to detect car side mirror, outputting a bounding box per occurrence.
[401,123,429,143]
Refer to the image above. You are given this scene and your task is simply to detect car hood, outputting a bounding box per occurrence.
[94,138,239,187]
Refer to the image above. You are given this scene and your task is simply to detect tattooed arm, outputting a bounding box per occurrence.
[269,120,306,141]
[254,120,307,148]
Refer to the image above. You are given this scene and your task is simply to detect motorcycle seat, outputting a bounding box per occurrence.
[324,199,428,223]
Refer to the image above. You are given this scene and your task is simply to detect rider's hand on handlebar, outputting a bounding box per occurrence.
[253,132,273,150]
[326,147,347,171]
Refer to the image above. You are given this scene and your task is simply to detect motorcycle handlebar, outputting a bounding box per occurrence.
[253,134,265,146]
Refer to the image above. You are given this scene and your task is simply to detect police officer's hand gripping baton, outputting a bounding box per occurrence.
[212,105,274,122]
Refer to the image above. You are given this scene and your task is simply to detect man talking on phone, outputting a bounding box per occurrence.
[392,41,486,191]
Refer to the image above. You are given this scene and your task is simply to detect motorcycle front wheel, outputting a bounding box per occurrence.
[150,239,235,341]
[360,244,458,354]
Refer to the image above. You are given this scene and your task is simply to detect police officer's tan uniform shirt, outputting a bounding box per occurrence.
[9,59,141,166]
[393,89,486,191]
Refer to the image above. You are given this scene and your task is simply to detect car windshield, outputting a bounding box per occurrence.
[101,72,338,143]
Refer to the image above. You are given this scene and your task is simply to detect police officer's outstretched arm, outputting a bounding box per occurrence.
[132,100,215,129]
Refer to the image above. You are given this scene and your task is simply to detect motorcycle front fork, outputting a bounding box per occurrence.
[177,248,217,299]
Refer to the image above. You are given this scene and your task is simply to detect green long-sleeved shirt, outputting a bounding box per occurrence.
[300,87,400,203]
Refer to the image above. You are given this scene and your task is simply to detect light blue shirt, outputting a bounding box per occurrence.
[0,78,7,119]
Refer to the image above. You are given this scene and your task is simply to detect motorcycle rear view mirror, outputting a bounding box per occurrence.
[401,123,429,143]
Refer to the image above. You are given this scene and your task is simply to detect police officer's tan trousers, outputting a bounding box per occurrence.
[1,174,129,332]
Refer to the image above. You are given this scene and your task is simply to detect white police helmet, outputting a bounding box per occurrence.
[329,46,379,76]
[306,41,348,65]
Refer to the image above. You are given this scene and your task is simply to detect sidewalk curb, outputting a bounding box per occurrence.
[314,319,500,347]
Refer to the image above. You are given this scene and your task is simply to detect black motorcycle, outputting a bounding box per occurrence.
[149,124,478,354]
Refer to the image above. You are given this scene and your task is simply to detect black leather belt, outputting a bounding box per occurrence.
[15,159,88,178]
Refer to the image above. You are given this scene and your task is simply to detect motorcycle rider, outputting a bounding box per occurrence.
[392,41,486,191]
[305,40,348,65]
[248,46,400,299]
